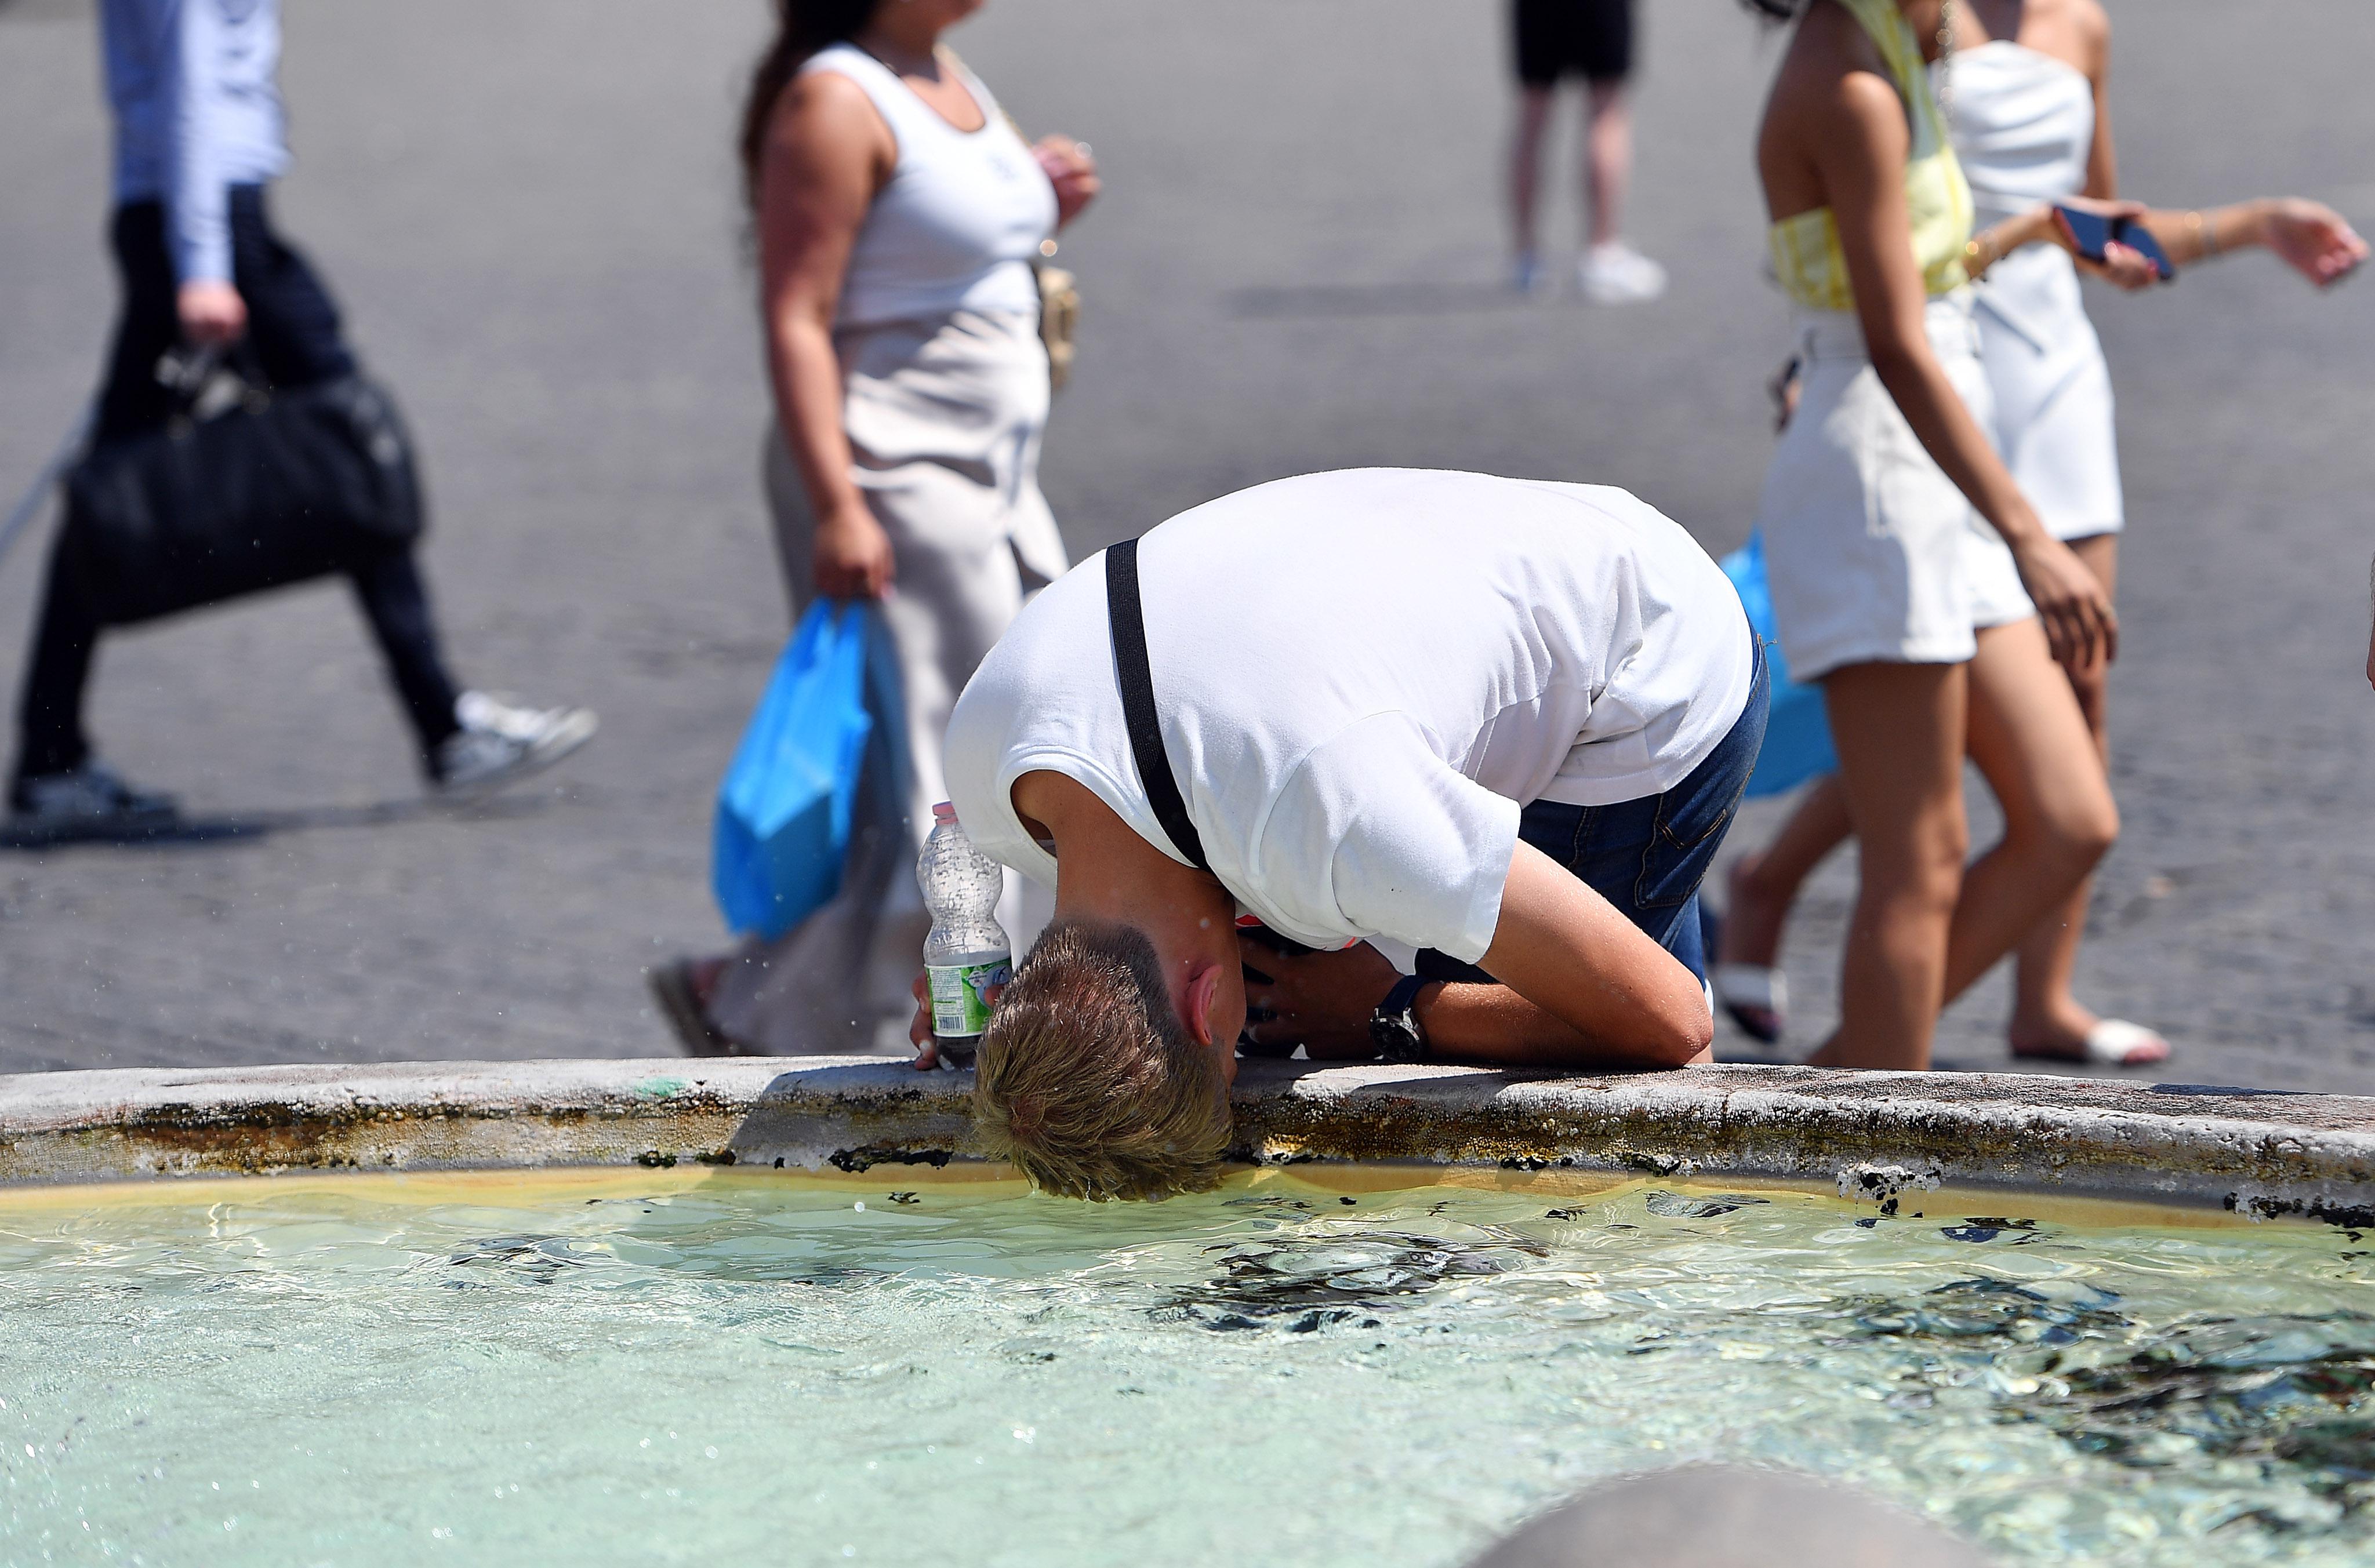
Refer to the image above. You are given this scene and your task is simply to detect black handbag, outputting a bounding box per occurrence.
[62,365,425,626]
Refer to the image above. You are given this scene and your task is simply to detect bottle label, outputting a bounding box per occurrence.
[928,958,1011,1039]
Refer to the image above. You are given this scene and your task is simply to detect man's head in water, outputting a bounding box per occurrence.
[972,918,1236,1201]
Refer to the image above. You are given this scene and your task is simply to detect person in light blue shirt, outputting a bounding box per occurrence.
[5,0,596,838]
[101,0,289,345]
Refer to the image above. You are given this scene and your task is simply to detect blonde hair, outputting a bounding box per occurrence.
[972,919,1233,1201]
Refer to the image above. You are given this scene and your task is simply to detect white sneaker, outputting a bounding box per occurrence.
[1512,251,1549,295]
[1578,242,1668,305]
[433,691,598,799]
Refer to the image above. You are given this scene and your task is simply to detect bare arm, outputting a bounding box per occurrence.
[2075,10,2365,286]
[1813,68,2115,666]
[1454,841,1713,1067]
[1951,5,2151,292]
[1239,841,1712,1071]
[2129,199,2367,284]
[754,71,896,599]
[1030,136,1101,230]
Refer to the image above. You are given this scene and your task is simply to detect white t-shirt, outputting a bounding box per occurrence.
[943,470,1754,965]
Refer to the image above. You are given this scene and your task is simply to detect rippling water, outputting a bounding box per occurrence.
[2,1169,2370,1566]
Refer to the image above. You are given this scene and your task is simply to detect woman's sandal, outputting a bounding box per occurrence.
[1711,963,1788,1045]
[2010,1018,2171,1068]
[647,958,746,1057]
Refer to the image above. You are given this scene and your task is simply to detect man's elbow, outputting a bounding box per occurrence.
[1628,989,1715,1069]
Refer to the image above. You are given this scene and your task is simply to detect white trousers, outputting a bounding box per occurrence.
[708,309,1066,1055]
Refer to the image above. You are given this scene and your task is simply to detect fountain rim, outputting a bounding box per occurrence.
[1,1056,2369,1224]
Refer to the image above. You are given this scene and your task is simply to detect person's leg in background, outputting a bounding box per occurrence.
[1582,78,1632,251]
[688,427,1026,1056]
[9,549,110,792]
[224,186,589,791]
[2003,533,2163,1061]
[346,549,462,766]
[2366,550,2375,693]
[1713,770,1851,1039]
[6,203,183,828]
[1808,661,1969,1071]
[1506,0,1561,293]
[224,186,354,390]
[1574,0,1666,304]
[90,203,183,443]
[1940,619,2119,1020]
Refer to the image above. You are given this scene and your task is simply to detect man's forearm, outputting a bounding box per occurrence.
[1415,981,1711,1070]
[165,0,234,286]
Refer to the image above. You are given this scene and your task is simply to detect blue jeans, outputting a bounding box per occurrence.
[1417,637,1768,987]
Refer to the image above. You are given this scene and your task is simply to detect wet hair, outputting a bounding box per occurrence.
[971,919,1233,1202]
[737,0,885,206]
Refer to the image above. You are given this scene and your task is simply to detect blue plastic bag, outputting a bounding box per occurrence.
[1720,532,1838,798]
[713,602,876,940]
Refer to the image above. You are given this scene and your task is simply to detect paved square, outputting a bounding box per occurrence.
[1,0,2369,1087]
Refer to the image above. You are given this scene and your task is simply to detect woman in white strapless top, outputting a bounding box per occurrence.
[1716,0,2367,1067]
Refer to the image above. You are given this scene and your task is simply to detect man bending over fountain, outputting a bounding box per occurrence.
[917,468,1767,1199]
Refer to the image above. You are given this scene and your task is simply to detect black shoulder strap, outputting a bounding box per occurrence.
[1103,538,1211,873]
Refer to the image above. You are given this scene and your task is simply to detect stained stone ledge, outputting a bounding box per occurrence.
[1,1057,2369,1222]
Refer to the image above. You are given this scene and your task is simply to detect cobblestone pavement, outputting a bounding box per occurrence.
[1,0,2369,1087]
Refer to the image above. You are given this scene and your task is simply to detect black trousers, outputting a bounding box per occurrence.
[12,186,462,786]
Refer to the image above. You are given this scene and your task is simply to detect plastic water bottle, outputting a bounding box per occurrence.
[918,803,1010,1063]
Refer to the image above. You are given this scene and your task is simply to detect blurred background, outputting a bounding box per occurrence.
[1,0,2369,1084]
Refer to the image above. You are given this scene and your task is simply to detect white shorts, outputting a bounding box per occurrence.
[1974,245,2124,541]
[1755,291,2034,683]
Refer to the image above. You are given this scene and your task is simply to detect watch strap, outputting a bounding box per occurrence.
[1370,974,1432,1062]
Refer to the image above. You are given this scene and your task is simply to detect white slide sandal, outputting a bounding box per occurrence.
[1712,963,1788,1045]
[2012,1018,2173,1068]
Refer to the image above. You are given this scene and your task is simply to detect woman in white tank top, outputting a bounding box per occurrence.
[651,0,1101,1058]
[1715,0,2365,1067]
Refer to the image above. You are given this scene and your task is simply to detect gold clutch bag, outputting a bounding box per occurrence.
[1034,242,1080,394]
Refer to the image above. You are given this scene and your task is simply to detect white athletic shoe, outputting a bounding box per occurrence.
[1578,242,1668,305]
[433,691,598,799]
[1512,251,1550,295]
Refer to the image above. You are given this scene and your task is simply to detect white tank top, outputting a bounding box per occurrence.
[801,43,1055,328]
[1940,41,2094,224]
[1938,42,2100,363]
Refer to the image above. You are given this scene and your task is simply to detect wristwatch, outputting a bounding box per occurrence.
[1368,974,1432,1064]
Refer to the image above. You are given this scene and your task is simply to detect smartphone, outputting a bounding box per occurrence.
[2054,203,2177,282]
[2112,216,2176,281]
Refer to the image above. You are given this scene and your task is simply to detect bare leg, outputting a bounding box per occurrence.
[2007,533,2119,1056]
[1582,79,1632,248]
[1942,617,2119,1007]
[1809,662,1969,1071]
[1509,86,1556,264]
[1719,771,1853,971]
[2366,548,2375,690]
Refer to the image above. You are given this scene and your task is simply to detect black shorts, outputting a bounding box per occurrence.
[1512,0,1635,86]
